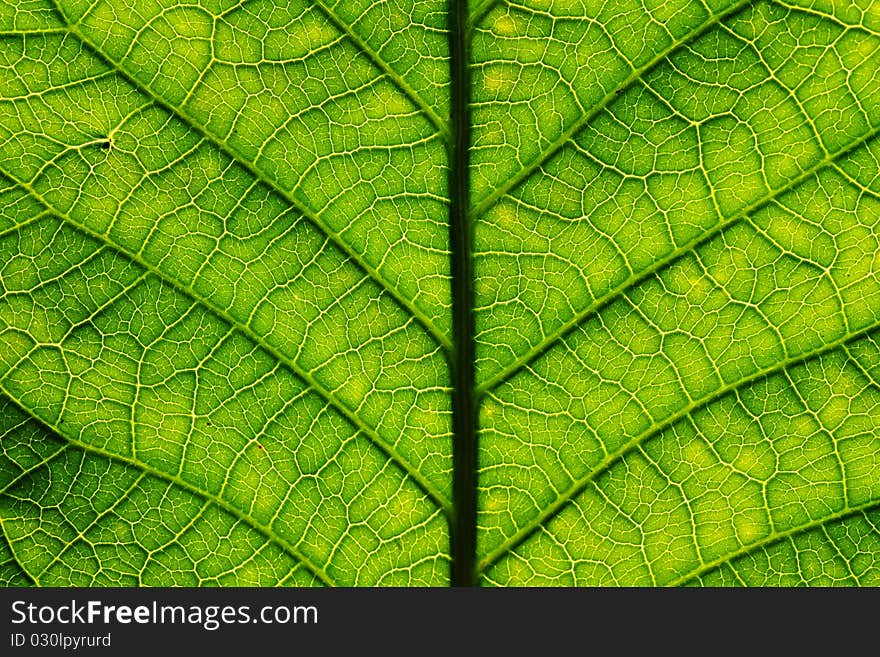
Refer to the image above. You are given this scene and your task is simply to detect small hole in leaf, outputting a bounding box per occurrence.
[100,139,111,150]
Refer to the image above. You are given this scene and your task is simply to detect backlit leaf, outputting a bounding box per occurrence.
[1,0,879,586]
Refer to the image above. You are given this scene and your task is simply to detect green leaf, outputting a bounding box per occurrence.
[1,0,879,586]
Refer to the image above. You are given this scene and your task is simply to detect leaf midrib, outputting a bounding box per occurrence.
[449,0,477,586]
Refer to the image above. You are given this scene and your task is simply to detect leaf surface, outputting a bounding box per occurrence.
[1,0,879,585]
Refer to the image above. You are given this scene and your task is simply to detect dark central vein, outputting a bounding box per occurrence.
[449,0,478,587]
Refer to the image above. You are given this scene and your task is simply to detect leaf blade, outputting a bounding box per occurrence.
[3,0,880,588]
